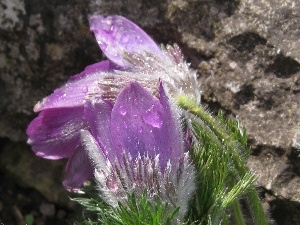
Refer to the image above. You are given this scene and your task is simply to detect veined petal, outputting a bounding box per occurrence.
[80,129,125,206]
[89,15,163,68]
[34,60,116,112]
[26,107,87,159]
[63,145,93,190]
[68,60,119,82]
[80,129,110,175]
[157,82,184,169]
[84,98,116,162]
[111,81,183,170]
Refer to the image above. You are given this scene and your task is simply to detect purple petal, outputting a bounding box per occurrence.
[89,15,163,68]
[34,60,116,112]
[157,82,184,168]
[111,81,183,170]
[80,130,110,174]
[68,60,119,82]
[26,107,87,159]
[63,144,93,190]
[84,98,116,162]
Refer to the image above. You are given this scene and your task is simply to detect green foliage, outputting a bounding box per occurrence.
[73,189,182,225]
[24,214,34,225]
[177,95,269,225]
[186,118,255,224]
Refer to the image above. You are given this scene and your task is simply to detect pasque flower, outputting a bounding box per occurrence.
[26,15,199,189]
[79,81,195,219]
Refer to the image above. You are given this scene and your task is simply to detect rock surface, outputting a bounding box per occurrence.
[0,0,299,224]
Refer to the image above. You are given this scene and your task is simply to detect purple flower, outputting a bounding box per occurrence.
[26,15,199,189]
[78,81,195,219]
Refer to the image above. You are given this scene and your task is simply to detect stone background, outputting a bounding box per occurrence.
[0,0,299,224]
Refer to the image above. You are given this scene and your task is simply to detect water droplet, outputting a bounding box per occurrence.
[82,86,88,93]
[121,33,130,44]
[119,105,127,116]
[98,41,107,50]
[135,35,143,44]
[110,24,115,31]
[105,19,112,26]
[142,105,163,128]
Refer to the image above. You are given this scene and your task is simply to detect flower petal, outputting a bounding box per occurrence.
[89,15,163,68]
[34,60,116,112]
[111,81,183,170]
[68,60,119,82]
[26,107,87,159]
[84,98,116,162]
[157,82,184,169]
[80,129,110,175]
[63,144,94,190]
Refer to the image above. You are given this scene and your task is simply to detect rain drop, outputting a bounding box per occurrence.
[142,105,163,128]
[135,35,143,44]
[121,33,130,44]
[110,24,115,31]
[98,41,107,50]
[82,86,88,93]
[119,105,127,116]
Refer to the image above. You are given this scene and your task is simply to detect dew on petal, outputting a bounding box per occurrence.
[120,33,130,44]
[118,105,127,116]
[105,18,112,26]
[82,86,88,93]
[123,122,128,129]
[100,18,112,31]
[136,35,143,44]
[98,41,107,50]
[142,105,163,128]
[110,24,116,32]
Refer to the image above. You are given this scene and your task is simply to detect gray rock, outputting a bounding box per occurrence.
[0,140,75,208]
[0,0,102,141]
[197,0,300,204]
[56,209,67,219]
[1,0,300,224]
[166,0,300,210]
[39,202,55,217]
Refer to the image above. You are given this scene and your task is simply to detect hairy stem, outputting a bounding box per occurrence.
[177,95,269,225]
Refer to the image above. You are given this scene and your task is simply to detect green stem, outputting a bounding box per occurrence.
[228,175,246,225]
[177,95,269,225]
[232,200,246,225]
[221,213,230,225]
